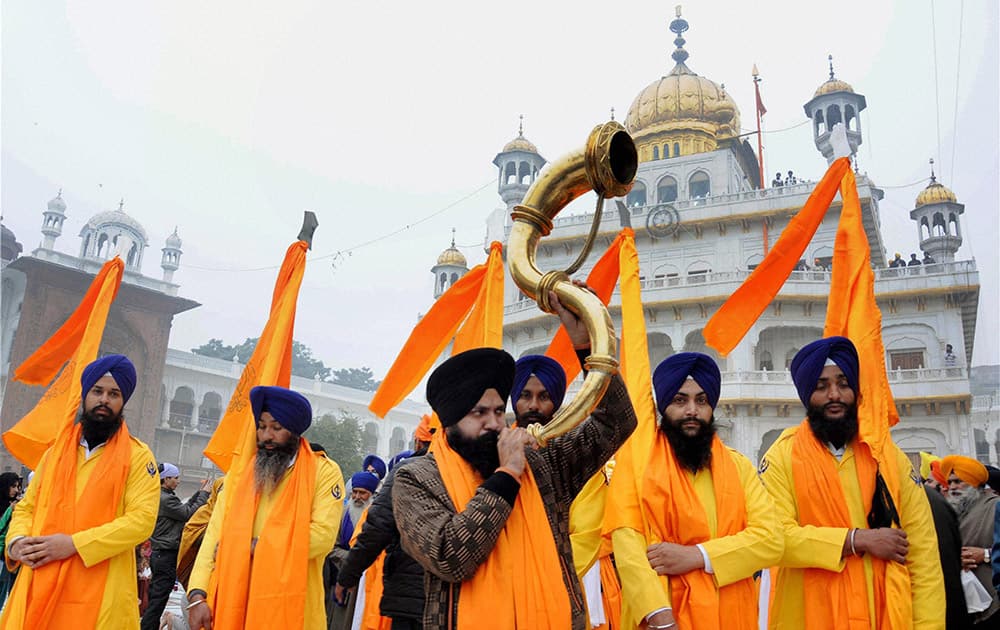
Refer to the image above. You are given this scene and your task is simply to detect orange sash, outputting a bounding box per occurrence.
[1,422,133,630]
[790,420,899,630]
[430,430,571,628]
[639,433,757,630]
[208,439,316,629]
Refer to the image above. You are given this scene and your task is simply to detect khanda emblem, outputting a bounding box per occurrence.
[332,484,342,500]
[146,461,157,477]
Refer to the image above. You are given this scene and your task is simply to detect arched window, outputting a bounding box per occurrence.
[450,272,458,284]
[673,142,680,157]
[127,242,138,267]
[504,162,517,185]
[932,213,946,237]
[657,176,678,203]
[363,422,379,456]
[519,161,532,185]
[758,429,783,464]
[689,172,711,198]
[169,387,195,429]
[814,111,826,135]
[785,347,799,368]
[826,105,842,129]
[96,233,109,258]
[440,272,447,291]
[652,146,660,160]
[82,233,91,256]
[198,392,223,433]
[845,105,856,131]
[390,427,407,455]
[948,213,959,237]
[627,181,647,207]
[758,350,773,371]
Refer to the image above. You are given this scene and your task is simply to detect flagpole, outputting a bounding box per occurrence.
[753,64,769,254]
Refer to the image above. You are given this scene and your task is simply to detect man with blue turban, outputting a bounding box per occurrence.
[759,336,943,629]
[4,354,161,629]
[187,386,345,630]
[511,354,567,429]
[613,352,782,630]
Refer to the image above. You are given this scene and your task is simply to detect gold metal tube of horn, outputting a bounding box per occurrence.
[507,121,637,445]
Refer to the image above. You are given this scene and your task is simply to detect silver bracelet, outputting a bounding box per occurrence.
[186,599,206,610]
[648,624,677,629]
[849,528,858,556]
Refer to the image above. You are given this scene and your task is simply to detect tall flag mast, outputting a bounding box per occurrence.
[753,64,769,253]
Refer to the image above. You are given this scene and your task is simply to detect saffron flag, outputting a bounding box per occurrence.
[703,157,851,355]
[3,257,125,467]
[202,240,308,472]
[544,232,626,381]
[369,242,504,418]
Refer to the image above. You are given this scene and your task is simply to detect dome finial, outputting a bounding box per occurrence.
[669,5,690,67]
[828,54,835,80]
[518,114,524,137]
[118,198,125,212]
[57,188,63,198]
[929,157,936,183]
[451,227,456,248]
[610,106,615,121]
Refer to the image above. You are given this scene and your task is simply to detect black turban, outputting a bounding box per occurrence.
[652,352,721,414]
[426,348,515,427]
[790,336,860,409]
[81,354,137,403]
[249,386,312,435]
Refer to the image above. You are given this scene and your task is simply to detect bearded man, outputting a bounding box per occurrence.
[609,352,783,630]
[1,354,160,629]
[393,295,637,629]
[940,455,999,625]
[759,336,944,629]
[187,386,344,630]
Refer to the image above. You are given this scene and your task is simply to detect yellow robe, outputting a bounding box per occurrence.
[759,428,944,630]
[570,471,609,577]
[5,437,160,629]
[613,447,782,626]
[188,455,344,629]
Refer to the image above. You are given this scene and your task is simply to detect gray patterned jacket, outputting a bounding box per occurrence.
[393,375,636,629]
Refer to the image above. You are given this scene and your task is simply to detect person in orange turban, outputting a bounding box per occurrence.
[939,454,1000,623]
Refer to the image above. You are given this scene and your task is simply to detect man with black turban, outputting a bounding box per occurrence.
[187,386,345,630]
[611,352,783,630]
[393,293,637,629]
[759,336,943,629]
[2,354,161,629]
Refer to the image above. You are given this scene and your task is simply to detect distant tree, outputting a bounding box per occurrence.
[191,337,331,381]
[330,367,381,392]
[306,410,364,474]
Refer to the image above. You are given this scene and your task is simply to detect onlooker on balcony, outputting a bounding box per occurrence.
[944,344,958,368]
[908,253,922,266]
[772,172,784,187]
[786,170,798,185]
[923,251,936,265]
[888,253,906,268]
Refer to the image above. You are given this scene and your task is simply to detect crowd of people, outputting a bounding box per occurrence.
[889,251,936,268]
[0,294,995,630]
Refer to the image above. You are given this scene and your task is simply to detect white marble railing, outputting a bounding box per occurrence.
[722,367,968,384]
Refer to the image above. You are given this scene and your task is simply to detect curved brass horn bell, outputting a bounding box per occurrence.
[507,121,637,445]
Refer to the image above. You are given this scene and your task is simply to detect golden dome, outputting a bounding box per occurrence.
[624,11,740,159]
[813,78,855,97]
[915,179,957,207]
[502,134,538,154]
[436,237,467,267]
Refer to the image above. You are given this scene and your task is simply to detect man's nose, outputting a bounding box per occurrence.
[485,412,504,431]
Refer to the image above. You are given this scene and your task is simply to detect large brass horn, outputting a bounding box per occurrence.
[507,121,637,445]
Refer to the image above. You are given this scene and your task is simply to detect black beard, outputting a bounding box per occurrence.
[255,438,298,493]
[446,426,500,479]
[806,403,859,450]
[659,414,716,472]
[515,411,551,428]
[79,407,124,447]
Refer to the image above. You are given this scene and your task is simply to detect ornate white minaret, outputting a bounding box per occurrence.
[492,116,546,211]
[430,229,469,299]
[803,56,867,164]
[910,159,964,263]
[161,227,183,282]
[41,190,67,250]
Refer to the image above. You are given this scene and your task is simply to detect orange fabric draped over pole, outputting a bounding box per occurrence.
[3,257,125,468]
[202,240,308,472]
[368,242,504,418]
[544,231,626,380]
[703,157,851,356]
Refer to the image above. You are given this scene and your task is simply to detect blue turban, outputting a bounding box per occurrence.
[351,471,379,493]
[389,449,414,472]
[362,454,387,480]
[789,336,860,409]
[249,386,312,435]
[652,353,721,414]
[511,355,567,411]
[81,354,137,403]
[160,463,180,479]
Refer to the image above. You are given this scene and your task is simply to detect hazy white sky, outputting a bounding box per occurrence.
[4,0,998,374]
